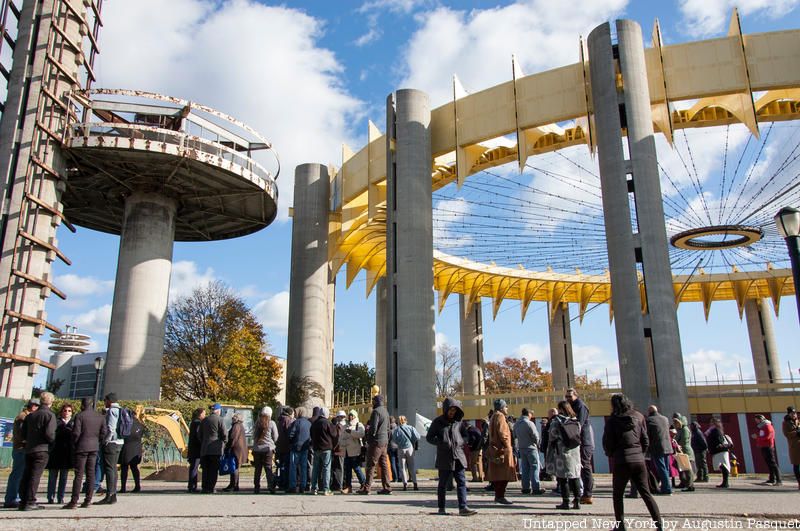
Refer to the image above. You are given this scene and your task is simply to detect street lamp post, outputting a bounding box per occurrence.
[93,356,105,408]
[775,206,800,325]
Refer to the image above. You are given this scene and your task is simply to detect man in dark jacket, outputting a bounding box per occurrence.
[276,406,294,490]
[200,403,227,493]
[690,421,709,483]
[426,397,477,516]
[288,407,312,492]
[603,394,662,530]
[359,394,391,495]
[566,388,595,504]
[646,405,673,495]
[64,397,108,509]
[309,407,339,495]
[19,392,57,511]
[186,408,205,493]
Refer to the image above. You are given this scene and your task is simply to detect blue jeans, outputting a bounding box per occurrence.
[94,447,104,491]
[344,455,366,489]
[4,448,25,505]
[653,454,672,494]
[519,447,540,492]
[310,449,332,492]
[289,448,309,490]
[437,462,468,510]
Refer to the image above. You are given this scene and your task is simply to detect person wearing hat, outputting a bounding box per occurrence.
[782,406,800,489]
[751,413,782,486]
[309,407,339,495]
[223,412,248,492]
[340,409,366,494]
[330,411,347,492]
[200,403,226,493]
[488,399,517,505]
[19,392,56,511]
[64,397,108,509]
[3,399,39,508]
[359,395,391,495]
[252,406,279,494]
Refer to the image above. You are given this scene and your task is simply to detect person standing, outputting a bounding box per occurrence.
[200,403,227,494]
[426,397,477,516]
[690,421,709,483]
[309,407,339,495]
[63,397,107,509]
[514,408,544,495]
[359,395,391,495]
[392,415,420,491]
[547,401,582,510]
[488,399,517,505]
[252,406,279,494]
[223,413,248,492]
[187,407,206,493]
[288,407,312,493]
[119,414,144,493]
[752,414,782,486]
[94,393,125,505]
[672,414,695,492]
[340,410,366,493]
[706,417,732,488]
[566,388,594,504]
[47,403,74,504]
[331,411,347,492]
[3,399,38,508]
[646,406,673,496]
[18,392,56,511]
[603,394,663,531]
[781,406,800,490]
[276,406,295,491]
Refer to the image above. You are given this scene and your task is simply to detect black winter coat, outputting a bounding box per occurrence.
[23,406,56,454]
[426,397,467,471]
[120,419,144,465]
[47,417,74,469]
[691,426,709,454]
[646,412,673,456]
[603,410,649,464]
[187,418,203,460]
[71,409,107,454]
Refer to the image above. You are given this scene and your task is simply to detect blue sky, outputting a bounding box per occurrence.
[40,0,800,389]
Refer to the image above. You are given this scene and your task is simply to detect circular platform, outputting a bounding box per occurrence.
[61,90,279,242]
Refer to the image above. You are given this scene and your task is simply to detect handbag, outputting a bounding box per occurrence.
[219,451,238,476]
[675,452,692,472]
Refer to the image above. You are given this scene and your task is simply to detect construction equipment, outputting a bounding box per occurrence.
[134,405,190,458]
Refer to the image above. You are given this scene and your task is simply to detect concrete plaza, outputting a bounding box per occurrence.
[0,474,798,530]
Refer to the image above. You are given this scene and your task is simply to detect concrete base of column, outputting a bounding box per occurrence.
[459,295,485,396]
[744,298,781,383]
[104,193,177,400]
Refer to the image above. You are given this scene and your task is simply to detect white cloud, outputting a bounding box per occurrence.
[96,0,363,221]
[354,15,381,47]
[64,304,113,336]
[434,197,473,250]
[435,331,449,348]
[677,0,800,38]
[399,0,628,107]
[55,274,114,298]
[169,261,216,299]
[683,348,753,383]
[253,291,290,335]
[358,0,428,14]
[573,344,619,386]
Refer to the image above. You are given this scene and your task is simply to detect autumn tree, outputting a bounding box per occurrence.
[483,357,552,393]
[161,281,282,405]
[435,343,461,397]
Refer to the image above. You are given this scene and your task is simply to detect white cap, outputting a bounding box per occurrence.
[261,406,273,417]
[336,410,346,417]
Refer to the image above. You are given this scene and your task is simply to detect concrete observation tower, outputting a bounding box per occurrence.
[60,90,279,400]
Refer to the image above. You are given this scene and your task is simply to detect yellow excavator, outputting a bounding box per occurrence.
[134,405,191,457]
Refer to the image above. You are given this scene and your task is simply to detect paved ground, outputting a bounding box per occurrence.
[1,474,798,530]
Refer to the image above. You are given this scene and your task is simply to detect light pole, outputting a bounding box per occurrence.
[775,206,800,325]
[93,356,105,408]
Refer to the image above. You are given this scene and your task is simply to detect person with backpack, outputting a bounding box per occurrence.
[546,400,582,510]
[391,415,420,491]
[487,399,516,505]
[603,394,663,531]
[93,393,127,505]
[514,408,544,495]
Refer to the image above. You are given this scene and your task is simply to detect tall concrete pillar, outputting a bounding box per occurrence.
[287,163,333,408]
[744,298,781,383]
[0,0,87,397]
[549,302,575,390]
[375,276,388,395]
[104,193,176,400]
[459,295,485,396]
[588,20,688,416]
[385,89,436,442]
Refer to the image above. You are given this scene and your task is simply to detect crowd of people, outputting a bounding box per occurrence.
[4,387,799,524]
[3,392,143,511]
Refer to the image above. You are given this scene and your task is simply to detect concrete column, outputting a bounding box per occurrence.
[104,193,176,400]
[549,302,575,390]
[459,295,485,396]
[385,89,436,442]
[589,20,688,416]
[0,0,86,397]
[286,163,333,408]
[744,298,781,383]
[375,276,388,395]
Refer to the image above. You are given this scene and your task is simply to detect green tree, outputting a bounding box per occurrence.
[333,361,375,396]
[161,281,281,405]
